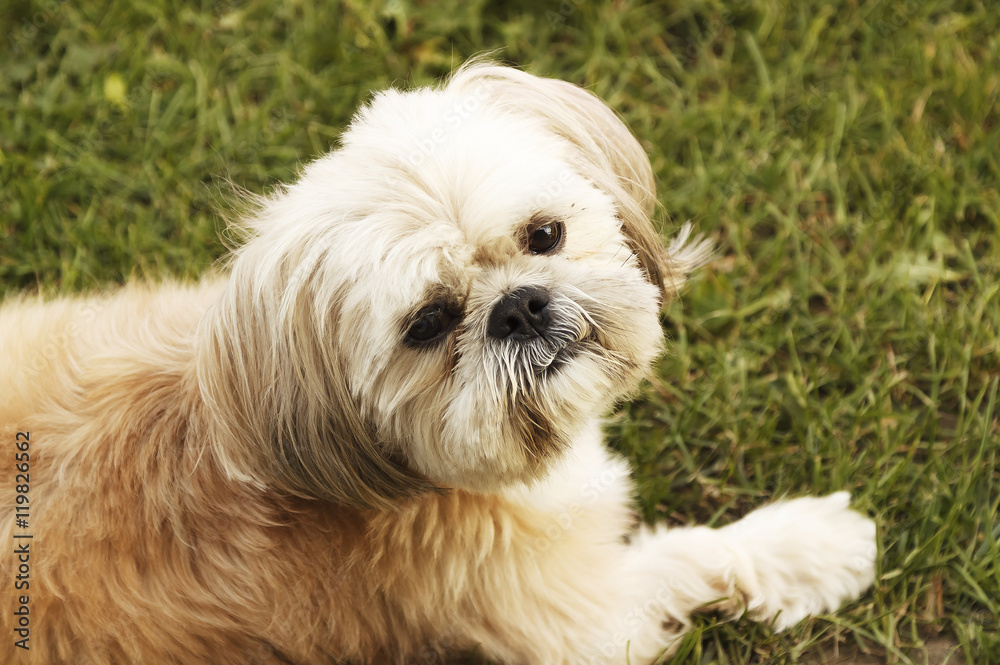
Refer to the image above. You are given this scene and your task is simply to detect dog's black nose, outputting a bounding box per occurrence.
[487,287,550,341]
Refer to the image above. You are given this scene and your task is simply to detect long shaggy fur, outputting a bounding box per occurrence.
[0,62,874,664]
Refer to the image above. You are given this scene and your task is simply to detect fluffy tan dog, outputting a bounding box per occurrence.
[0,62,876,664]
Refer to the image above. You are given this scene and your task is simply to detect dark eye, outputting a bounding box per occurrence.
[406,304,450,343]
[527,220,563,254]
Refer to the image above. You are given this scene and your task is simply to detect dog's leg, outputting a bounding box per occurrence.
[604,492,877,661]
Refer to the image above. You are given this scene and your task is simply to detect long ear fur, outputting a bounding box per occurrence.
[196,222,435,509]
[447,61,713,301]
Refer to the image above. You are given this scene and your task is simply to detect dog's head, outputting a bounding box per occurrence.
[197,62,711,508]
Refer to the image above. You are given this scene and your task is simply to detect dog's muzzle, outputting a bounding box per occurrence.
[487,286,551,342]
[487,287,592,379]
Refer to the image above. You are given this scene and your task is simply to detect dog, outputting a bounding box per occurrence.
[0,61,876,664]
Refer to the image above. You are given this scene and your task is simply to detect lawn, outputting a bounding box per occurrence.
[2,0,998,663]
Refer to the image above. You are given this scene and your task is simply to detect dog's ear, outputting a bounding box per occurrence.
[448,61,712,300]
[197,252,435,510]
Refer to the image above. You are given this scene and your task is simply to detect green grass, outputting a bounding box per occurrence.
[2,0,998,663]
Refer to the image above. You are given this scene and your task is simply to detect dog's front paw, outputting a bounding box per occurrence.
[722,492,877,631]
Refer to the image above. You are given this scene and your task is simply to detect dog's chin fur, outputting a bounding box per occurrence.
[0,62,875,665]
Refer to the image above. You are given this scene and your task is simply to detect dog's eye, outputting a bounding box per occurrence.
[406,304,450,343]
[527,221,563,254]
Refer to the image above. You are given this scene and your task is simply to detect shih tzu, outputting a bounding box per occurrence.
[0,61,876,664]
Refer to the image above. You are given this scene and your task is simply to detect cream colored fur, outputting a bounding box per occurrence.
[0,61,875,664]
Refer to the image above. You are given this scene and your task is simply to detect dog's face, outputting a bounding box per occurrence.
[198,64,708,508]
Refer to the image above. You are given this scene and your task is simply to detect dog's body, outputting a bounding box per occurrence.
[1,63,875,664]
